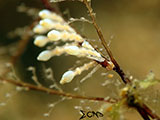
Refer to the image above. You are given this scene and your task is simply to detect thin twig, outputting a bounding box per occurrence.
[136,106,150,120]
[141,103,160,120]
[0,76,117,103]
[83,0,130,84]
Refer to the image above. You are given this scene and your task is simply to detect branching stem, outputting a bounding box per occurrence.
[0,76,116,103]
[83,0,130,84]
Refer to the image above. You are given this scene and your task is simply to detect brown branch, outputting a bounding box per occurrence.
[141,103,160,120]
[136,106,151,120]
[0,76,117,104]
[83,0,112,59]
[83,0,130,84]
[133,102,160,120]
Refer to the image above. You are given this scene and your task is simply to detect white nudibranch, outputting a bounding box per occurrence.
[39,9,64,23]
[64,46,80,56]
[37,50,52,61]
[47,30,61,41]
[60,71,75,84]
[40,18,75,32]
[82,41,94,50]
[33,24,48,34]
[60,61,96,84]
[40,18,55,29]
[81,48,102,58]
[34,35,49,47]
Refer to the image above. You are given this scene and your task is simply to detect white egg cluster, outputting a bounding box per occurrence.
[33,9,113,84]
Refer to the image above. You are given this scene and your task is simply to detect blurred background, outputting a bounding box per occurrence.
[0,0,160,120]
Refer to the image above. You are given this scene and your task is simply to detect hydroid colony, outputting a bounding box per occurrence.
[0,1,159,120]
[32,2,160,119]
